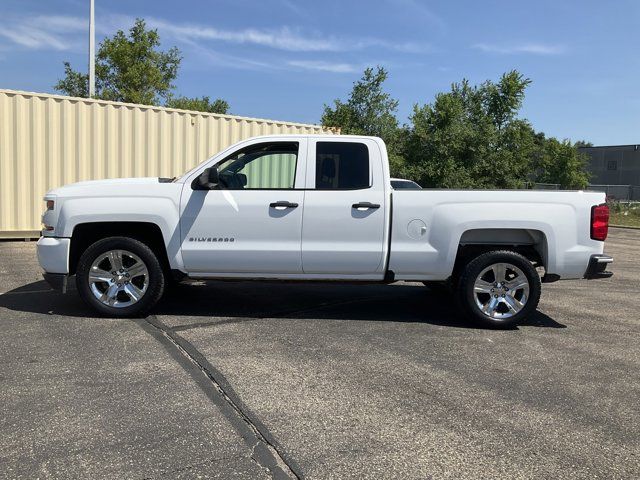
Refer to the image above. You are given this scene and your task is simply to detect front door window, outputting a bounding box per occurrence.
[216,142,299,190]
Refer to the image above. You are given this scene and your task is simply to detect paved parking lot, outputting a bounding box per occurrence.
[1,228,639,479]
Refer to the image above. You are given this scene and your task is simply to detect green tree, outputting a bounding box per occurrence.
[54,18,230,114]
[533,138,591,189]
[321,66,399,139]
[321,66,404,173]
[323,67,591,189]
[55,62,90,98]
[55,19,181,105]
[402,71,537,188]
[165,95,230,114]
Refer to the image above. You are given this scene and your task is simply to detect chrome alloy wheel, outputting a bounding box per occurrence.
[88,249,149,308]
[472,262,530,319]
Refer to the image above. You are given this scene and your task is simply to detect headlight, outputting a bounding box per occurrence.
[43,198,56,232]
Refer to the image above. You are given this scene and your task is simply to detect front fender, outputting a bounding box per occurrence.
[58,196,185,270]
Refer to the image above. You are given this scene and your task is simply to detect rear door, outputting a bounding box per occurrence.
[301,139,387,275]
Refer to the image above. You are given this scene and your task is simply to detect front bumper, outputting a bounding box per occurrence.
[37,236,71,293]
[36,236,70,274]
[584,254,613,279]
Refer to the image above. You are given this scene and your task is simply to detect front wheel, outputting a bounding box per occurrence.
[457,250,541,328]
[75,237,165,317]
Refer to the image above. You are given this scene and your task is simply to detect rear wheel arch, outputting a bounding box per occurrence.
[452,228,548,279]
[69,222,170,275]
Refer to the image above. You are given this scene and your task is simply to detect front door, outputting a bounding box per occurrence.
[301,139,387,275]
[180,140,306,275]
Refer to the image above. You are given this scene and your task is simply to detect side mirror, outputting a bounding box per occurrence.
[196,166,219,189]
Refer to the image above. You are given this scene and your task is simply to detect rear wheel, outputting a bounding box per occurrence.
[457,250,541,328]
[76,237,165,317]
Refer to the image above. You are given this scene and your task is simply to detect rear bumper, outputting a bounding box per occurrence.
[584,254,613,279]
[43,272,69,293]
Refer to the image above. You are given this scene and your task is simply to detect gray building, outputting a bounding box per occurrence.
[579,144,640,186]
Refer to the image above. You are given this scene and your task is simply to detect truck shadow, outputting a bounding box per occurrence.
[0,279,565,330]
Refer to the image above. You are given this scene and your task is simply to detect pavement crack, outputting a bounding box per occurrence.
[141,315,301,480]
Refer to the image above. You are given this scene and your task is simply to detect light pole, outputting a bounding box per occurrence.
[88,0,95,97]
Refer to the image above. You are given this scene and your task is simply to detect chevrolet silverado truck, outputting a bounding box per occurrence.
[37,135,613,327]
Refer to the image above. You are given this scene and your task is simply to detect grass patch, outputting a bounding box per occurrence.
[609,202,640,228]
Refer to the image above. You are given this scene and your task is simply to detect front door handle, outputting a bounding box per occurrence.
[269,201,299,210]
[352,202,380,210]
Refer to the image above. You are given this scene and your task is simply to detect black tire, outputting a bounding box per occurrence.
[456,250,541,328]
[75,237,165,317]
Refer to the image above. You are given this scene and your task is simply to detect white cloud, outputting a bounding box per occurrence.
[287,60,359,73]
[0,12,431,58]
[146,17,434,54]
[147,19,343,52]
[188,44,363,74]
[187,45,279,72]
[472,42,567,55]
[0,29,67,50]
[36,15,87,32]
[0,15,86,51]
[0,12,417,76]
[352,38,433,54]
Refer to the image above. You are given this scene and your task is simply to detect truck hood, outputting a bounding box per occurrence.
[46,177,173,197]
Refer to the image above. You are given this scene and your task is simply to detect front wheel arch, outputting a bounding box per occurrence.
[69,222,170,275]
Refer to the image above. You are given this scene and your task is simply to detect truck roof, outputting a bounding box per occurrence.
[239,134,382,141]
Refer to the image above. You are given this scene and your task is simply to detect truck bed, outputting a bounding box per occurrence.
[388,189,606,280]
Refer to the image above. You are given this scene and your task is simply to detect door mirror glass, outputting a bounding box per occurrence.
[196,166,219,189]
[208,166,220,184]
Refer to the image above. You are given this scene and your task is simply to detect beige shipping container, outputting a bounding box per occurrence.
[0,89,332,238]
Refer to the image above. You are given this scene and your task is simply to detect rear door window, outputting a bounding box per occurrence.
[315,142,370,190]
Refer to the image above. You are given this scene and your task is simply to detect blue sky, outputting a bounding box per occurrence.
[1,0,638,145]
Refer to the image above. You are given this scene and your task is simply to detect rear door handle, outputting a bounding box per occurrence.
[269,201,299,210]
[352,202,380,210]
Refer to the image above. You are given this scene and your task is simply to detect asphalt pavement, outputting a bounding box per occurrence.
[1,228,638,479]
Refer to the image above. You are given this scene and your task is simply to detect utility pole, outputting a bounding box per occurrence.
[88,0,95,97]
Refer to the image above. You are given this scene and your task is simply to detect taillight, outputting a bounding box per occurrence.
[591,204,609,241]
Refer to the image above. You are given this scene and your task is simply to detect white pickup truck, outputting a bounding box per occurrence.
[37,135,613,327]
